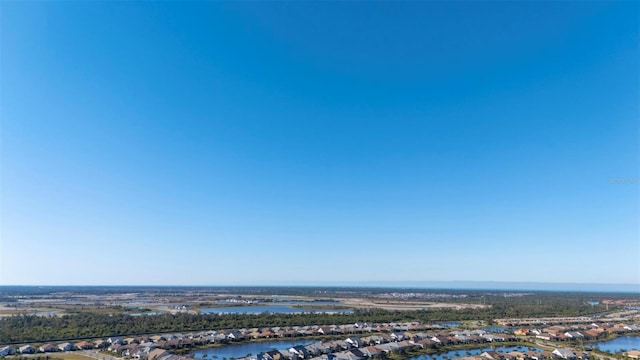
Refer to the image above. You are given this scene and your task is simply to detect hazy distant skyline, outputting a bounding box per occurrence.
[1,2,638,286]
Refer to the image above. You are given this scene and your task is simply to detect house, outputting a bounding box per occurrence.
[416,339,437,349]
[58,343,76,352]
[624,350,640,360]
[580,330,601,339]
[0,346,15,356]
[148,349,170,360]
[118,344,134,357]
[535,333,555,341]
[362,336,386,345]
[329,340,351,351]
[359,346,383,358]
[480,351,505,360]
[309,355,337,360]
[375,343,399,353]
[552,348,575,360]
[507,351,526,360]
[395,341,415,353]
[163,339,183,349]
[76,341,94,350]
[541,352,555,360]
[109,337,125,345]
[290,345,310,359]
[431,335,450,345]
[335,351,364,360]
[305,343,330,356]
[513,329,529,336]
[345,337,364,348]
[265,350,286,360]
[39,344,58,353]
[19,345,36,354]
[108,344,123,353]
[345,349,366,360]
[456,334,471,343]
[133,344,153,359]
[227,330,244,340]
[525,351,544,360]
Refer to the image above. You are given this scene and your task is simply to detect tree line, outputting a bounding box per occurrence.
[0,300,607,344]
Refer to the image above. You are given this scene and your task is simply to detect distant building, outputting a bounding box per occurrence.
[19,345,35,354]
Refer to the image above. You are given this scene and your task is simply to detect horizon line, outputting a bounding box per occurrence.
[1,280,639,293]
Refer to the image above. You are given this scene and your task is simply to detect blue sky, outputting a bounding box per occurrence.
[1,1,638,287]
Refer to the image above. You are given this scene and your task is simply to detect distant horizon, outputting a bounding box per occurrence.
[1,280,639,293]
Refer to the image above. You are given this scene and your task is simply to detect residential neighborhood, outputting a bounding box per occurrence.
[1,320,638,360]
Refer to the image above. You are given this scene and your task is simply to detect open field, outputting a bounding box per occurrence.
[48,353,96,360]
[341,298,489,311]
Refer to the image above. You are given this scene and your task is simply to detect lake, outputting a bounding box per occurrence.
[192,340,317,359]
[437,322,462,328]
[200,305,353,314]
[592,336,640,353]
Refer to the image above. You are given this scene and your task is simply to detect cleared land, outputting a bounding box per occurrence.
[341,298,489,310]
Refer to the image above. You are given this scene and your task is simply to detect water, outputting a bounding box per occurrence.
[437,322,462,328]
[277,301,341,306]
[408,346,541,360]
[129,312,164,316]
[35,311,57,316]
[193,340,317,359]
[592,336,640,353]
[200,305,352,314]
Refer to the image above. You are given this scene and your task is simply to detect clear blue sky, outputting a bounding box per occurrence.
[1,1,638,287]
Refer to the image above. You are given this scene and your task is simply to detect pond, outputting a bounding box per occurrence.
[192,340,317,359]
[592,336,640,353]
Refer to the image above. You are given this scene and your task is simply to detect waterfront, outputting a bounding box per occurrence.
[189,335,640,360]
[193,340,317,359]
[408,346,541,360]
[192,342,542,360]
[592,336,640,352]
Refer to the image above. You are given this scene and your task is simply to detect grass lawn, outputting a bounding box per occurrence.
[50,353,97,360]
